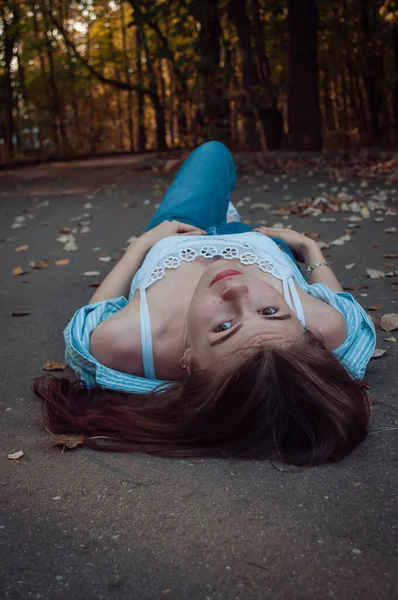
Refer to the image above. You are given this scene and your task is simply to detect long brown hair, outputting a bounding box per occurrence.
[32,333,370,466]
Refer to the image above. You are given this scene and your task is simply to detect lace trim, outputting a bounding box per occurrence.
[148,239,281,284]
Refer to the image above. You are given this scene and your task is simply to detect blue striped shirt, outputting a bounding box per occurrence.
[64,255,376,392]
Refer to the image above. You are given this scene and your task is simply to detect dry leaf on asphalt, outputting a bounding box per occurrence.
[8,450,24,461]
[29,259,49,269]
[12,266,28,276]
[15,244,28,252]
[54,259,70,266]
[371,349,387,358]
[42,360,67,371]
[84,271,101,277]
[89,281,102,288]
[59,227,70,233]
[384,336,396,342]
[343,283,367,291]
[366,268,385,279]
[52,433,84,449]
[384,253,398,258]
[56,234,78,252]
[392,283,398,291]
[367,397,377,406]
[345,263,356,269]
[12,311,30,317]
[329,234,351,246]
[380,313,398,332]
[367,304,384,311]
[304,232,320,239]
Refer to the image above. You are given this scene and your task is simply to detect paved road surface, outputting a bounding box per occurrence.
[1,153,397,600]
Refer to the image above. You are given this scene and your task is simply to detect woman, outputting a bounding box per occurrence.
[33,142,376,466]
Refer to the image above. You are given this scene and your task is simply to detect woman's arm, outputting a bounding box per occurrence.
[302,241,343,292]
[88,220,206,304]
[89,238,150,304]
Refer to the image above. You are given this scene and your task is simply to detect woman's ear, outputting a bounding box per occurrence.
[183,348,194,375]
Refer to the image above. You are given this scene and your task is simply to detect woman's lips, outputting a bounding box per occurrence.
[210,269,242,287]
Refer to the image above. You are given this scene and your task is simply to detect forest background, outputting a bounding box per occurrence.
[1,0,397,165]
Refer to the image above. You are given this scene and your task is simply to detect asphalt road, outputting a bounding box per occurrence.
[1,152,397,600]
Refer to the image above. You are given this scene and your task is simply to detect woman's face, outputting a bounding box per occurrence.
[185,260,304,371]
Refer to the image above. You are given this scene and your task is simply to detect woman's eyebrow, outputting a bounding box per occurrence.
[209,315,292,347]
[210,323,243,347]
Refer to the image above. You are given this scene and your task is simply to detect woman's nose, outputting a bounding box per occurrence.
[221,283,249,301]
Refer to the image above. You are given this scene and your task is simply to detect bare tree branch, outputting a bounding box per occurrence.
[48,11,152,95]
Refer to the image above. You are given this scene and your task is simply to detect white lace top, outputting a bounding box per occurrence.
[129,232,306,379]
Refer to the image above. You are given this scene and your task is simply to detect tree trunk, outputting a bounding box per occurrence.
[135,28,147,152]
[391,23,398,131]
[0,3,19,159]
[129,1,167,149]
[322,75,336,132]
[41,5,70,155]
[360,0,382,141]
[228,0,261,151]
[120,2,135,151]
[287,0,322,151]
[193,0,230,142]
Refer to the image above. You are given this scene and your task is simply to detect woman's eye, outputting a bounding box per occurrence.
[214,320,233,333]
[259,307,277,316]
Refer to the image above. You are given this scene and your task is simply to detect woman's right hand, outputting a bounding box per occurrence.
[253,226,318,263]
[136,220,206,252]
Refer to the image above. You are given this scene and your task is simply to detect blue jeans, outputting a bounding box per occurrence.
[145,142,295,260]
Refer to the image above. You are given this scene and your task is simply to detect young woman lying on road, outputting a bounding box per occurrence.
[33,142,376,466]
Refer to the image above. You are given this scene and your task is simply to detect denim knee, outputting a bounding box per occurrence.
[196,141,234,163]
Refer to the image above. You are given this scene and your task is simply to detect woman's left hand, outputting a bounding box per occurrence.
[137,220,206,252]
[253,226,318,262]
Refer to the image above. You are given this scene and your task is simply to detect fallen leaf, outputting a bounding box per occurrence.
[383,253,398,258]
[84,271,101,277]
[366,268,385,279]
[15,244,28,252]
[345,263,356,269]
[392,283,398,291]
[59,227,70,234]
[371,243,380,248]
[52,433,84,449]
[29,259,49,270]
[11,311,30,317]
[250,202,272,212]
[42,360,67,371]
[384,336,396,342]
[88,281,102,288]
[367,304,383,311]
[367,397,377,406]
[79,226,91,234]
[8,450,24,460]
[12,266,27,276]
[371,348,386,358]
[384,262,394,267]
[56,234,78,252]
[126,236,137,245]
[163,158,181,173]
[384,227,397,233]
[317,241,330,249]
[380,313,398,332]
[304,232,320,239]
[343,283,367,291]
[330,234,351,246]
[54,258,70,266]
